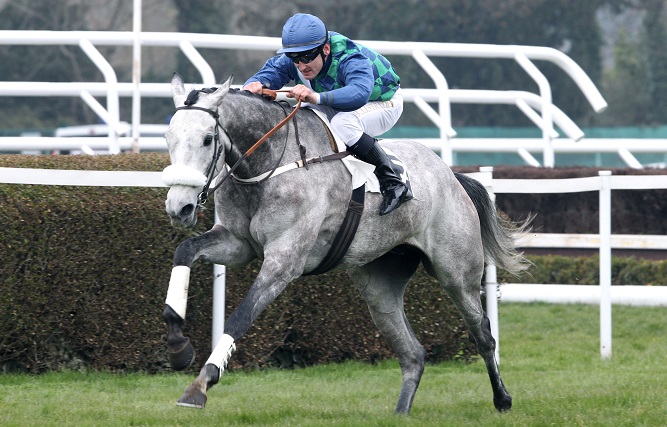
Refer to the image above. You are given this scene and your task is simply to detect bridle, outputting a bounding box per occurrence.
[172,88,362,276]
[173,105,224,205]
[174,89,301,206]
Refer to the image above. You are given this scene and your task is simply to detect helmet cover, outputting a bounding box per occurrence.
[277,13,328,54]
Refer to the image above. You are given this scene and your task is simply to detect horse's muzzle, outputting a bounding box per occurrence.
[165,186,200,229]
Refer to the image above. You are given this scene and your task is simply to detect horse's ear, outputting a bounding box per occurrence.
[209,75,234,106]
[171,72,187,107]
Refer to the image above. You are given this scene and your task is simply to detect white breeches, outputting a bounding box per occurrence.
[329,88,403,146]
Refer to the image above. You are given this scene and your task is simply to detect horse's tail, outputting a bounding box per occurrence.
[454,172,532,275]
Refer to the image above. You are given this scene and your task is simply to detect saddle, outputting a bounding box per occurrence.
[302,108,413,276]
[237,91,411,275]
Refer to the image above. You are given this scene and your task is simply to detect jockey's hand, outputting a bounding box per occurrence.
[242,81,264,94]
[288,85,318,104]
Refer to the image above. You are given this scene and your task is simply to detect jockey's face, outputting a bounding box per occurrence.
[295,43,330,80]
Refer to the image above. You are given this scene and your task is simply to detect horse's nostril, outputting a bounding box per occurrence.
[180,204,195,219]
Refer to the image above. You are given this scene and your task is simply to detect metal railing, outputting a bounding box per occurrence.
[0,30,620,166]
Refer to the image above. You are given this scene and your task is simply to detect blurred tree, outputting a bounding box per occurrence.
[598,30,652,125]
[172,0,233,84]
[0,0,102,128]
[594,0,667,126]
[640,0,667,124]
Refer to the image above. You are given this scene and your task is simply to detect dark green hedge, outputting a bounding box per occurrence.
[0,154,475,374]
[498,255,667,286]
[453,166,667,235]
[2,155,665,374]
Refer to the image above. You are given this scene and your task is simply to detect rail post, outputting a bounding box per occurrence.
[599,170,612,359]
[478,166,500,363]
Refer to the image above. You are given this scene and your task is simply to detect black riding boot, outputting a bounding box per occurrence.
[349,133,413,215]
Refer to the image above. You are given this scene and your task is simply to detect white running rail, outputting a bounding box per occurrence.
[2,166,666,357]
[467,167,667,362]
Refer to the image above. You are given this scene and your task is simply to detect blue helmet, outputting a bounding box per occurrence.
[277,13,328,54]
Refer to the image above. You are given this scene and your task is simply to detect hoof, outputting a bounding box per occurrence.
[177,382,208,409]
[494,393,512,412]
[175,364,221,409]
[169,337,195,371]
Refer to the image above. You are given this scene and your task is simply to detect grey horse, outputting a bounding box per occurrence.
[161,73,530,415]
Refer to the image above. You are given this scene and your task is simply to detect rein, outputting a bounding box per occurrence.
[173,87,363,275]
[204,89,302,200]
[240,90,302,157]
[174,89,301,205]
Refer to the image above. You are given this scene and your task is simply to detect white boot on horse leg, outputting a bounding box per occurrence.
[163,265,196,371]
[176,334,236,408]
[174,254,299,409]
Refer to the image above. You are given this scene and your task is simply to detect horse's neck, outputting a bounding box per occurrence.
[221,95,306,179]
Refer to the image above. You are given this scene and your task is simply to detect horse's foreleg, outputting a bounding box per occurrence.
[176,249,302,409]
[176,334,235,408]
[163,226,253,372]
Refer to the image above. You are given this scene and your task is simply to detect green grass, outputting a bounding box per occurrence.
[1,303,666,426]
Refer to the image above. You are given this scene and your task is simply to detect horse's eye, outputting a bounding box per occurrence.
[203,135,213,147]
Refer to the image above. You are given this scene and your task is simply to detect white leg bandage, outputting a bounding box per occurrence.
[206,333,236,371]
[165,265,191,319]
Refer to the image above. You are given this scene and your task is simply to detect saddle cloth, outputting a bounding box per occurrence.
[306,106,412,195]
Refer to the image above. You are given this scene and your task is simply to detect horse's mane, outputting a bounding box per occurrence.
[184,87,217,105]
[184,86,276,107]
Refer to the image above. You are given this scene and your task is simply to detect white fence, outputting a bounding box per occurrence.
[466,167,667,361]
[7,29,662,168]
[2,166,666,360]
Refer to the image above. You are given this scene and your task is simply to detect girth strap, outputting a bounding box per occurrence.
[304,184,366,276]
[230,151,350,184]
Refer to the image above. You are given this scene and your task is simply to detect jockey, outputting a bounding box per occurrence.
[242,13,412,216]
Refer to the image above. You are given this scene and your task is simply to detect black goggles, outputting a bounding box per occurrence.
[286,45,323,64]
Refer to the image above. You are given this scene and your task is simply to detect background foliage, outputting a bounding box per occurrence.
[1,154,665,374]
[0,154,476,374]
[1,0,666,131]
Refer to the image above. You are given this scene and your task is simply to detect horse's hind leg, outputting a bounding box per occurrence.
[474,311,512,412]
[434,260,512,412]
[348,246,425,415]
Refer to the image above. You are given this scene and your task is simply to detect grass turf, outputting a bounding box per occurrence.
[1,303,665,426]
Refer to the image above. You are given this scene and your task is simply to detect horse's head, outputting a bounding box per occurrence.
[162,73,232,228]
